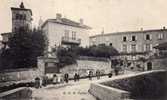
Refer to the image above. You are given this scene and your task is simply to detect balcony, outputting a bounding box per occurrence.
[61,36,81,45]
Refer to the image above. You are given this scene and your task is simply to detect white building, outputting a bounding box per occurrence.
[90,28,167,61]
[41,13,91,51]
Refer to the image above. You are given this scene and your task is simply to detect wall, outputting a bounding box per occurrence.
[0,57,45,85]
[60,57,111,78]
[89,83,130,100]
[0,87,32,99]
[150,57,167,70]
[89,70,167,100]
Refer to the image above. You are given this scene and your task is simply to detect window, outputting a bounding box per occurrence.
[20,14,23,20]
[72,31,76,40]
[122,44,127,52]
[158,33,164,39]
[132,35,136,41]
[131,44,136,52]
[145,44,152,52]
[64,30,69,39]
[123,36,127,42]
[16,14,19,19]
[23,14,26,20]
[146,34,150,40]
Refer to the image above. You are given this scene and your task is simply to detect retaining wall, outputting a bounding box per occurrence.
[89,70,167,100]
[0,87,32,100]
[60,57,111,78]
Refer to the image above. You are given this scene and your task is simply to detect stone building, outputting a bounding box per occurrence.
[41,13,91,51]
[90,28,167,60]
[11,2,32,32]
[1,2,33,43]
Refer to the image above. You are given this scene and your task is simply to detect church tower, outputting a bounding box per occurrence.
[11,2,33,32]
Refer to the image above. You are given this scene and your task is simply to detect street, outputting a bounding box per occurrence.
[31,76,109,100]
[31,71,137,100]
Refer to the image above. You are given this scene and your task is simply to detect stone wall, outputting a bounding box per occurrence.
[60,57,111,78]
[89,70,167,100]
[89,83,130,100]
[0,87,32,100]
[0,68,42,84]
[150,57,167,70]
[0,57,45,85]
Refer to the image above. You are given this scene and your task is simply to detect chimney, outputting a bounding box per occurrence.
[79,18,84,25]
[56,13,62,21]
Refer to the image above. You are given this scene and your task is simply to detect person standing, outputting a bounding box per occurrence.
[96,70,101,80]
[53,74,58,84]
[88,71,93,80]
[76,73,80,81]
[74,73,77,82]
[64,73,69,83]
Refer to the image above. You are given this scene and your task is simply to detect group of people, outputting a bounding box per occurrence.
[74,73,80,82]
[88,70,103,80]
[34,70,115,88]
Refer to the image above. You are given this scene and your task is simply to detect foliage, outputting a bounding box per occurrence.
[72,45,119,58]
[57,47,77,67]
[0,28,48,70]
[55,45,119,67]
[138,57,147,62]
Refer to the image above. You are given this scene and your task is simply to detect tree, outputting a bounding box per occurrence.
[0,28,48,69]
[57,47,77,67]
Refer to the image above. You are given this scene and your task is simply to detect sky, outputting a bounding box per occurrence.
[1,0,167,39]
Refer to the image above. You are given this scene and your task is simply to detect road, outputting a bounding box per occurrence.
[31,77,108,100]
[31,71,137,100]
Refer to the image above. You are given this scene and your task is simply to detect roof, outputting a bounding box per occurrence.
[90,28,167,38]
[154,42,167,50]
[42,18,91,29]
[11,7,32,15]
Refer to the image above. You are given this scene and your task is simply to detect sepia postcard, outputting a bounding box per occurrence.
[0,0,167,100]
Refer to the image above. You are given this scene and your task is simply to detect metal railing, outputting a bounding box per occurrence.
[61,36,81,45]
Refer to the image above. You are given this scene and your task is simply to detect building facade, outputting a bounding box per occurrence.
[1,2,33,43]
[11,2,32,32]
[90,28,167,60]
[41,13,91,51]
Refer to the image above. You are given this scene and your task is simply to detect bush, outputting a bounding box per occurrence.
[55,45,119,67]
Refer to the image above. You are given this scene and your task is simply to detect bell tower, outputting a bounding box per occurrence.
[11,2,33,32]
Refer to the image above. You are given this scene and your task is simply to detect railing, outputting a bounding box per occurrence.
[61,36,81,45]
